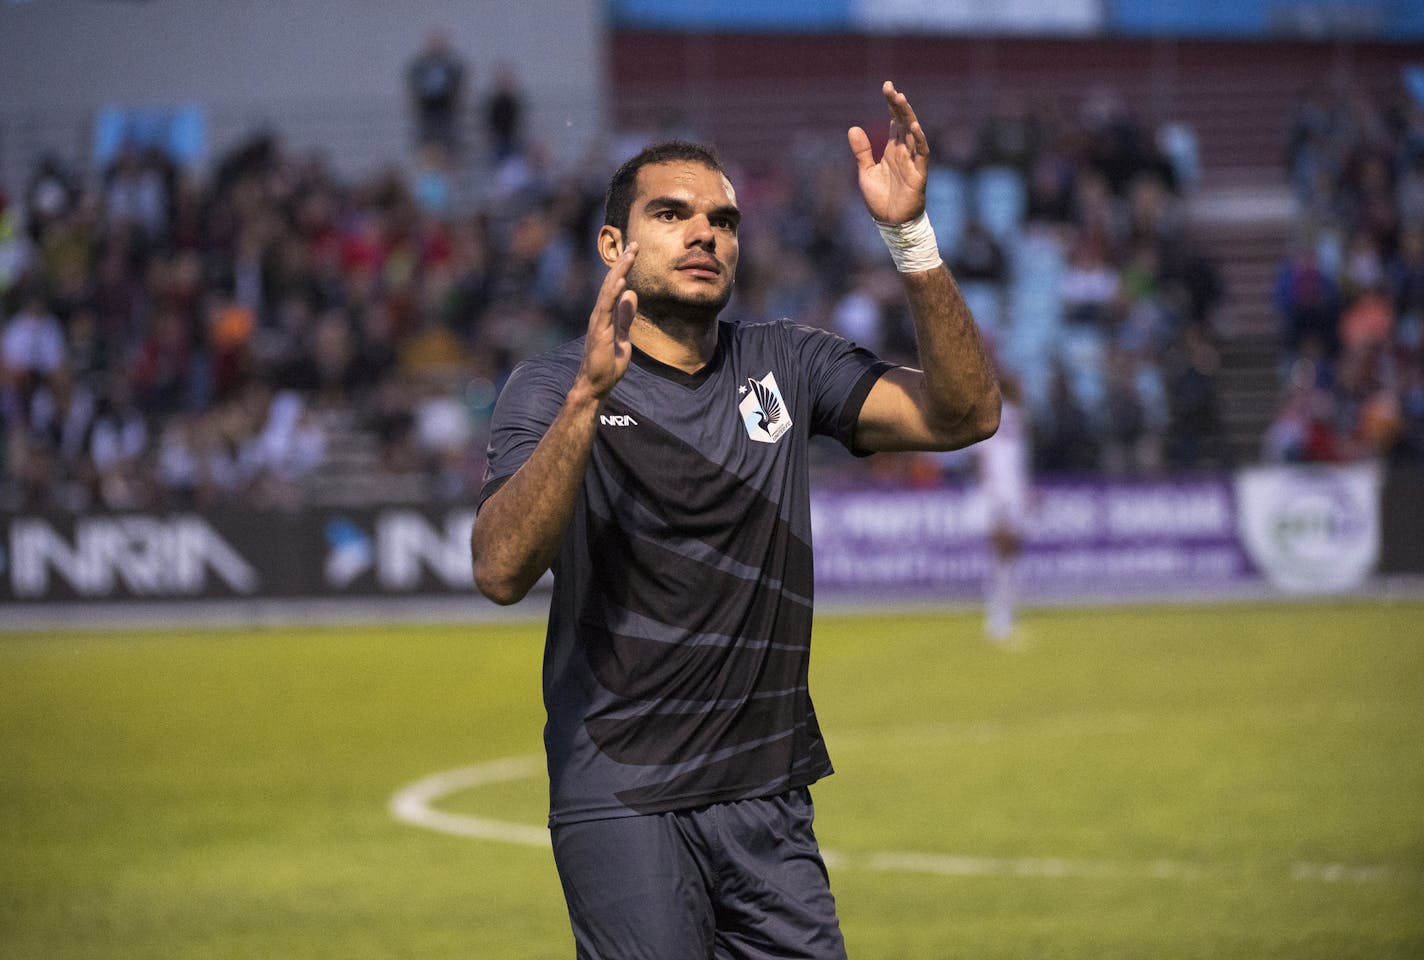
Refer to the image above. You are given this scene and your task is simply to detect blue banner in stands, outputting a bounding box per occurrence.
[609,0,1422,38]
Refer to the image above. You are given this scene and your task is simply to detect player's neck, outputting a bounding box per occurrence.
[630,313,719,374]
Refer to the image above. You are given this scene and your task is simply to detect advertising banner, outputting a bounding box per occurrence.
[0,465,1388,608]
[812,475,1252,599]
[1234,462,1382,594]
[0,507,477,604]
[851,0,1101,35]
[608,0,1419,38]
[609,0,1103,34]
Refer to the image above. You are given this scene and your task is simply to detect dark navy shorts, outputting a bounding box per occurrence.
[550,787,848,960]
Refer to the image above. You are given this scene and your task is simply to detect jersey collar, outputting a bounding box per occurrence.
[629,322,729,389]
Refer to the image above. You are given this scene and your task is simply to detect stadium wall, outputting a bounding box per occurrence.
[610,0,1424,37]
[0,463,1411,622]
[607,31,1418,177]
[0,0,607,192]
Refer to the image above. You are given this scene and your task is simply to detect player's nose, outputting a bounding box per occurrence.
[686,213,715,246]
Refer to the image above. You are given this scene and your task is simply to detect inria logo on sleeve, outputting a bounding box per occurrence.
[739,372,792,444]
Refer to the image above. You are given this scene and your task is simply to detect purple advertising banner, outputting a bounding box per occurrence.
[811,476,1255,600]
[2,467,1388,610]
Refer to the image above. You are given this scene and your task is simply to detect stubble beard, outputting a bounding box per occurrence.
[627,264,734,336]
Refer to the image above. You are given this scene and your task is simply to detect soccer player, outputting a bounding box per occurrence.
[975,368,1032,643]
[470,81,1000,959]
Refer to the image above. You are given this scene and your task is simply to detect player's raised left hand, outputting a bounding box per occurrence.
[848,81,930,226]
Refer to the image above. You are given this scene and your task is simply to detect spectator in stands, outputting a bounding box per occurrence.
[1394,355,1424,464]
[22,155,80,244]
[89,242,142,357]
[949,216,1008,332]
[26,363,95,510]
[1263,370,1333,463]
[350,302,400,401]
[1070,167,1124,248]
[1285,83,1340,215]
[1117,240,1168,346]
[1165,322,1228,469]
[1024,140,1077,225]
[1337,120,1400,254]
[89,373,149,508]
[155,413,200,507]
[407,29,467,161]
[188,405,247,506]
[1155,120,1201,194]
[978,90,1040,174]
[130,306,194,414]
[1275,240,1341,366]
[1388,224,1424,325]
[62,305,105,388]
[248,389,326,510]
[0,192,32,300]
[1340,228,1388,303]
[484,62,526,165]
[1080,86,1152,196]
[1333,339,1401,460]
[1398,149,1424,228]
[1101,345,1158,475]
[205,298,258,403]
[830,264,913,362]
[1060,228,1120,330]
[2,292,66,389]
[102,145,174,243]
[750,245,828,329]
[1340,282,1394,352]
[1035,358,1100,473]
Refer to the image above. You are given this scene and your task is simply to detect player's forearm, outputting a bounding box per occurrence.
[902,263,1001,447]
[470,384,602,604]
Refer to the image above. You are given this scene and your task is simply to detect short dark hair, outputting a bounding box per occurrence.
[603,140,727,234]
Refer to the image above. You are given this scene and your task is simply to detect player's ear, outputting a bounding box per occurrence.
[598,225,624,267]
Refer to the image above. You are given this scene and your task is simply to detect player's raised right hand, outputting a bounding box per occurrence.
[579,241,638,400]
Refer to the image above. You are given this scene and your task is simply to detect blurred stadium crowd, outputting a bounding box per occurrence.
[1,72,1421,513]
[1267,78,1424,465]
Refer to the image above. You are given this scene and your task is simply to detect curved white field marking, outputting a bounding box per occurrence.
[389,755,550,848]
[389,756,1401,885]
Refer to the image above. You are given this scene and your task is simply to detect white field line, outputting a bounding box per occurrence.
[860,851,1205,881]
[388,756,1403,885]
[389,755,549,849]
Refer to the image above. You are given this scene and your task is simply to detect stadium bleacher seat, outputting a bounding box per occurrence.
[973,166,1027,243]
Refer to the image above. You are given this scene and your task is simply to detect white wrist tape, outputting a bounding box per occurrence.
[875,211,943,273]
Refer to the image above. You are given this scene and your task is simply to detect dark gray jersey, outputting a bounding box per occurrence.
[481,319,893,825]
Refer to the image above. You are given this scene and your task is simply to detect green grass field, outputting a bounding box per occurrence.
[3,600,1422,959]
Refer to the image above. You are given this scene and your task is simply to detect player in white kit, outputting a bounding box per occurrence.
[976,371,1031,642]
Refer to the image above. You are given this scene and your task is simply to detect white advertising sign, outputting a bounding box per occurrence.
[852,0,1102,34]
[1235,462,1382,594]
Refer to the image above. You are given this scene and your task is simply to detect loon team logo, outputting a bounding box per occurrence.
[739,371,792,444]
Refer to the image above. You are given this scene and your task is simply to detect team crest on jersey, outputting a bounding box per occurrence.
[738,372,792,444]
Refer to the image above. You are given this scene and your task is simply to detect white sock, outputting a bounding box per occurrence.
[986,556,1017,639]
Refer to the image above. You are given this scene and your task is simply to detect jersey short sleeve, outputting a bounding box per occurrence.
[479,345,581,506]
[786,322,897,453]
